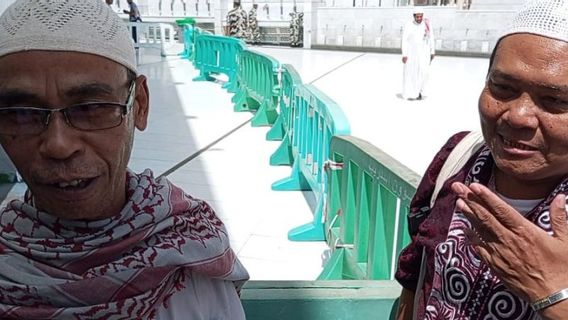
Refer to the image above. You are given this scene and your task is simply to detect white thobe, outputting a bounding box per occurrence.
[401,19,435,99]
[156,271,247,319]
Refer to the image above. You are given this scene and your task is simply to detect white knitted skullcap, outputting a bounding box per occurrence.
[501,0,568,43]
[412,6,424,15]
[0,0,137,73]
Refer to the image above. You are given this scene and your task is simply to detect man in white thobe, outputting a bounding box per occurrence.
[402,7,435,100]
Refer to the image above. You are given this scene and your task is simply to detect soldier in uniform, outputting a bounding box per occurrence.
[247,4,261,44]
[226,0,247,39]
[289,6,303,47]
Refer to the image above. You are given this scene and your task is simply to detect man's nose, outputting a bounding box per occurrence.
[504,93,539,130]
[38,111,84,160]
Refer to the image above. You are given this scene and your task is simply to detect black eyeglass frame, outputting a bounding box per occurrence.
[0,81,136,135]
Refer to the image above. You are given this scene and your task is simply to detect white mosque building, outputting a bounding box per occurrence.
[0,0,524,55]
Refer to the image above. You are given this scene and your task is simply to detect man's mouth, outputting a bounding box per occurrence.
[501,137,538,151]
[49,177,96,191]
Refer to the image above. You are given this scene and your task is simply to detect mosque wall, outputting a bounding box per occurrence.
[469,0,523,10]
[314,6,515,55]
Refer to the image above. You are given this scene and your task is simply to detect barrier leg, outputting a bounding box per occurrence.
[287,196,325,241]
[272,161,310,191]
[251,101,278,127]
[192,72,215,82]
[317,249,345,280]
[234,96,258,113]
[223,77,239,93]
[231,89,245,104]
[266,114,284,141]
[269,138,293,166]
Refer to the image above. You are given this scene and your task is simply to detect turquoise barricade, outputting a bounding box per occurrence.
[319,135,419,280]
[272,84,350,241]
[193,34,245,93]
[175,17,196,60]
[232,49,280,126]
[241,280,400,320]
[190,27,212,65]
[180,25,194,59]
[189,33,353,242]
[267,64,302,152]
[184,28,411,316]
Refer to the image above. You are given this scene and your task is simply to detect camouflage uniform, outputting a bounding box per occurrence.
[227,4,247,39]
[247,5,261,44]
[289,7,303,47]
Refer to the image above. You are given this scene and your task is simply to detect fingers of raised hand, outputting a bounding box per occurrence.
[550,193,568,239]
[468,183,526,230]
[453,185,504,241]
[452,182,525,238]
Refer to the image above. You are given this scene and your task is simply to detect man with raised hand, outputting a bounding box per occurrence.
[396,1,568,319]
[0,0,248,318]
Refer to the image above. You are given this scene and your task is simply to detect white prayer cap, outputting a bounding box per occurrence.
[500,0,568,43]
[412,6,424,15]
[0,0,137,73]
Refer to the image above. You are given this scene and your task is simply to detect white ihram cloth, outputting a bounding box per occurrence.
[401,19,435,100]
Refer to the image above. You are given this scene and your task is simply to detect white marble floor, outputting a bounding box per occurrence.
[0,46,490,281]
[130,51,329,280]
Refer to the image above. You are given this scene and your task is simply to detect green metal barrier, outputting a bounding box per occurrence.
[231,49,280,126]
[175,18,196,60]
[319,135,420,280]
[185,24,413,316]
[267,64,302,163]
[193,33,245,93]
[272,85,350,241]
[190,27,212,66]
[241,280,401,320]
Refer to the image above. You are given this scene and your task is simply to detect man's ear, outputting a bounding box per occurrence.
[133,75,150,131]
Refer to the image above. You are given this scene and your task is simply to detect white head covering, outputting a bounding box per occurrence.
[412,6,424,15]
[500,0,568,43]
[0,0,137,73]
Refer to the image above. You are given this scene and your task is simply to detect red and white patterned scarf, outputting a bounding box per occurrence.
[0,169,248,319]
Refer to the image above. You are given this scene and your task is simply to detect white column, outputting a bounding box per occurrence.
[137,0,149,15]
[303,0,320,49]
[380,0,397,7]
[214,0,229,34]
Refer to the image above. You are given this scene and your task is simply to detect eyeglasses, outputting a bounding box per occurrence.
[0,82,136,136]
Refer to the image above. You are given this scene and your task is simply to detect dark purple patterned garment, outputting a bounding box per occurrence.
[396,132,563,319]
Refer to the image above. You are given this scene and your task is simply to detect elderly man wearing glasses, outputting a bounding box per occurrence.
[0,0,248,319]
